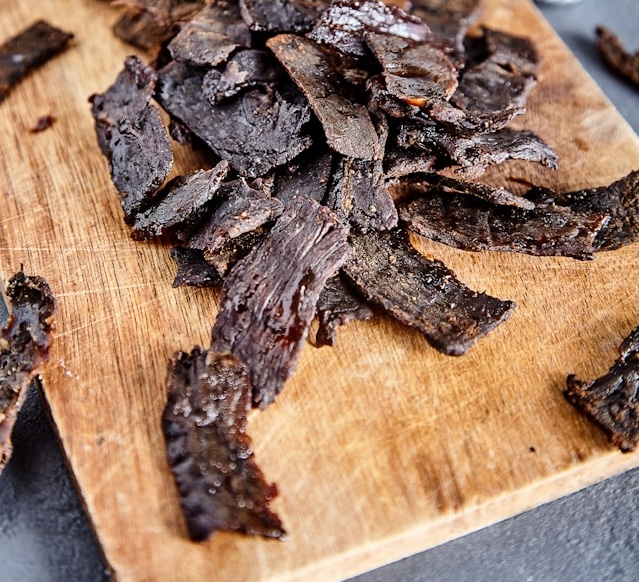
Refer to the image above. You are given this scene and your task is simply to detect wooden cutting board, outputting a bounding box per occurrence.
[2,0,639,580]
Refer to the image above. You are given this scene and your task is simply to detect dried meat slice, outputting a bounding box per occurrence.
[239,0,330,34]
[565,325,639,452]
[168,2,251,67]
[211,198,350,408]
[156,61,312,177]
[308,0,428,58]
[163,348,285,540]
[271,147,333,205]
[131,161,230,241]
[267,34,378,160]
[342,229,514,356]
[0,20,73,103]
[170,247,222,288]
[90,56,173,222]
[596,26,639,88]
[0,272,56,472]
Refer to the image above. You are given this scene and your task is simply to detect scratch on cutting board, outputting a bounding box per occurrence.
[54,282,164,298]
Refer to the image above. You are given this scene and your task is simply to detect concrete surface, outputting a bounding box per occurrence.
[1,1,638,581]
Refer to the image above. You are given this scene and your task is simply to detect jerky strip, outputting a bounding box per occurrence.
[0,20,73,103]
[90,56,173,222]
[342,229,515,356]
[267,34,378,160]
[565,325,639,452]
[596,26,639,88]
[239,0,329,34]
[156,61,312,178]
[170,247,222,288]
[163,348,285,540]
[271,147,333,205]
[211,198,350,408]
[1,272,56,472]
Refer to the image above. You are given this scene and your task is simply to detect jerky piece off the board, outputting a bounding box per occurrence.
[267,34,378,161]
[0,20,73,104]
[168,2,251,67]
[564,325,639,452]
[239,0,330,34]
[211,198,350,408]
[90,56,173,222]
[0,272,56,473]
[131,161,229,241]
[315,275,374,347]
[156,61,312,177]
[596,26,639,89]
[342,229,515,356]
[163,348,285,540]
[308,0,428,58]
[170,247,222,288]
[399,188,608,260]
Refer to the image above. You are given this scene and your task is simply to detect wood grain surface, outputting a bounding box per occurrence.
[1,1,639,581]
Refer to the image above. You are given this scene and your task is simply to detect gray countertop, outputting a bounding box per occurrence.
[1,2,638,581]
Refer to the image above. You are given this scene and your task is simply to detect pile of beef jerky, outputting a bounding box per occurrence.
[90,0,639,541]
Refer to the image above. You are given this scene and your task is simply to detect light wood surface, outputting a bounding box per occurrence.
[1,1,639,580]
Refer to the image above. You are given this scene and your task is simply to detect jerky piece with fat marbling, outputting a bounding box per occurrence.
[156,61,312,177]
[0,20,73,104]
[1,272,56,473]
[267,34,378,160]
[315,275,374,347]
[170,247,222,288]
[564,325,639,452]
[239,0,330,34]
[131,161,229,241]
[342,229,515,356]
[90,56,173,222]
[596,26,639,88]
[163,348,285,540]
[308,0,428,58]
[211,198,350,408]
[168,2,251,67]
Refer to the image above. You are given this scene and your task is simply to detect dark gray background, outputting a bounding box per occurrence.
[1,1,638,581]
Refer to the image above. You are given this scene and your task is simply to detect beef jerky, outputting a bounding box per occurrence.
[163,348,285,540]
[367,74,422,118]
[202,50,282,105]
[342,229,514,356]
[565,325,639,452]
[528,170,639,251]
[365,32,458,107]
[383,148,436,181]
[170,247,222,287]
[315,275,374,347]
[168,2,251,67]
[29,114,55,133]
[0,272,56,472]
[90,56,173,222]
[401,189,607,260]
[266,34,378,160]
[131,161,229,241]
[308,0,428,58]
[211,198,350,408]
[156,61,312,177]
[271,147,333,205]
[187,178,284,273]
[0,20,73,104]
[239,0,329,34]
[596,26,639,88]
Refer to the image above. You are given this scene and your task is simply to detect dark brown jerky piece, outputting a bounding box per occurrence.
[168,2,251,67]
[163,348,285,540]
[239,0,329,34]
[202,50,282,105]
[342,229,514,356]
[365,32,458,107]
[308,0,428,58]
[1,272,56,472]
[131,161,229,241]
[187,179,284,274]
[0,20,73,104]
[29,115,55,133]
[315,275,374,347]
[529,170,639,251]
[211,198,350,408]
[90,56,173,222]
[565,325,639,452]
[383,148,436,181]
[156,61,312,177]
[271,147,333,205]
[170,247,222,288]
[400,189,607,260]
[267,34,378,160]
[366,74,422,119]
[596,26,639,88]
